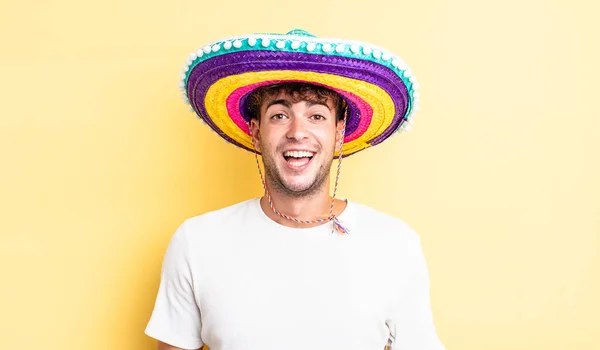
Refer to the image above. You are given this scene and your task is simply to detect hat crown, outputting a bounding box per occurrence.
[285,28,316,37]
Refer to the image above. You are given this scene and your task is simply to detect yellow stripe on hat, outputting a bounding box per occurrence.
[204,70,396,155]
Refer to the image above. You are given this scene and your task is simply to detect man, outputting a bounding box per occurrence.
[145,29,445,350]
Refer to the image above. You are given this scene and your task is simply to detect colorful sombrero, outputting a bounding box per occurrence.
[179,28,420,157]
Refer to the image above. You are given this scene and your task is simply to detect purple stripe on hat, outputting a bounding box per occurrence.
[238,88,362,136]
[187,50,409,150]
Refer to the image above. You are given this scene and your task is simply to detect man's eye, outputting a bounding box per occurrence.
[271,114,287,120]
[312,114,325,120]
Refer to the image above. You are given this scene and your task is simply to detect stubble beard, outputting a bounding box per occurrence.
[262,149,334,198]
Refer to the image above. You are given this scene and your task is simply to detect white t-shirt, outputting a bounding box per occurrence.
[145,197,445,350]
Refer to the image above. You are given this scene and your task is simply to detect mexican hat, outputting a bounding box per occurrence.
[180,29,420,157]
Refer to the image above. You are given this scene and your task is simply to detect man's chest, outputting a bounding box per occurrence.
[193,236,397,349]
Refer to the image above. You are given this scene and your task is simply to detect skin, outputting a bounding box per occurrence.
[250,90,348,227]
[157,89,348,350]
[158,343,200,350]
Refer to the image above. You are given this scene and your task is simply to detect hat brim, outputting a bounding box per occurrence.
[182,34,419,157]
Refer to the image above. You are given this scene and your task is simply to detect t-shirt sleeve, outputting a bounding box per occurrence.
[145,220,204,350]
[386,233,446,350]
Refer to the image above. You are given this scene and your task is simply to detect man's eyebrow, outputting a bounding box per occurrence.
[265,99,292,109]
[305,100,331,110]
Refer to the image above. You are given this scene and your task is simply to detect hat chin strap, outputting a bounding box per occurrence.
[252,109,350,235]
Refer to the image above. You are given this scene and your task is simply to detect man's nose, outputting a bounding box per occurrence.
[286,116,309,140]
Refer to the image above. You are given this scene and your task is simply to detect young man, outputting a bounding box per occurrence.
[145,29,445,350]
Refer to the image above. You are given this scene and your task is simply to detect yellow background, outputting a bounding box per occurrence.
[1,0,598,349]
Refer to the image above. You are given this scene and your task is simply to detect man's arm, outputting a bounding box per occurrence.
[145,220,205,349]
[387,232,446,350]
[158,341,202,350]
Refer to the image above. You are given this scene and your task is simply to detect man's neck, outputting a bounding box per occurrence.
[259,185,347,229]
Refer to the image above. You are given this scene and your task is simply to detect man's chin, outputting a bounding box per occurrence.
[266,161,329,197]
[281,180,316,194]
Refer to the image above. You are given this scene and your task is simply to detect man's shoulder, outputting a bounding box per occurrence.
[181,197,258,234]
[348,199,421,244]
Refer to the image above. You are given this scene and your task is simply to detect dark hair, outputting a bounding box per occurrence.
[245,82,346,122]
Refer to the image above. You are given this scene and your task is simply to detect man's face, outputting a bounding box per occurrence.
[250,90,344,197]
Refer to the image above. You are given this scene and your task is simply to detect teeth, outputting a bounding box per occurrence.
[283,151,314,158]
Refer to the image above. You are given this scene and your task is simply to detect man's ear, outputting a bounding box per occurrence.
[249,118,261,152]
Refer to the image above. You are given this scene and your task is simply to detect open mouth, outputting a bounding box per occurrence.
[283,150,315,168]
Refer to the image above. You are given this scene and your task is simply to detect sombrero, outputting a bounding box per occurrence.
[179,28,420,158]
